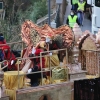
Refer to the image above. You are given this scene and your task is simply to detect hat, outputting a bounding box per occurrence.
[48,34,54,40]
[36,41,47,50]
[46,34,54,42]
[0,36,4,41]
[40,36,46,41]
[39,41,46,49]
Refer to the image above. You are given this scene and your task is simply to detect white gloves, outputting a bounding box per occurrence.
[32,47,36,54]
[11,60,14,65]
[49,52,52,56]
[46,37,51,43]
[28,68,32,73]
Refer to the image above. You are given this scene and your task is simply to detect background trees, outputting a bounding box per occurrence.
[0,0,47,42]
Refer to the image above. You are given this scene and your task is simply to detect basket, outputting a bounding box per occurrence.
[52,67,67,82]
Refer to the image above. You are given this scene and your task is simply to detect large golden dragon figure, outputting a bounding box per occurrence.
[21,20,74,48]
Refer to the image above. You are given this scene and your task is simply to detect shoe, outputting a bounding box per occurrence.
[31,81,40,87]
[88,15,91,21]
[80,24,83,27]
[43,74,47,79]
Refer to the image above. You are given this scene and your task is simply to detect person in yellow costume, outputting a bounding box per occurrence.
[45,35,60,70]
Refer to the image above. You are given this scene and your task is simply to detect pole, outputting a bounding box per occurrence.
[48,0,51,25]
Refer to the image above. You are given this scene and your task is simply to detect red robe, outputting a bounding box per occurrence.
[0,40,6,48]
[2,45,17,70]
[0,40,6,44]
[31,48,45,70]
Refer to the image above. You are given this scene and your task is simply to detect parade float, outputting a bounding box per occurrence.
[0,20,100,100]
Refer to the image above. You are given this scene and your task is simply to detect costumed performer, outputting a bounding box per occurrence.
[20,29,35,73]
[1,45,17,71]
[45,35,60,68]
[20,24,43,73]
[27,41,46,87]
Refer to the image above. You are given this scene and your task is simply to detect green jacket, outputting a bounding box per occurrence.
[68,15,77,28]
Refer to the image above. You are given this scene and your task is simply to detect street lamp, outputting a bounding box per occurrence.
[48,0,51,25]
[55,0,62,27]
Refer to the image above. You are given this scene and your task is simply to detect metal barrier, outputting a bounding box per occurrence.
[37,13,56,26]
[0,41,24,71]
[0,60,8,70]
[16,48,69,88]
[0,41,69,89]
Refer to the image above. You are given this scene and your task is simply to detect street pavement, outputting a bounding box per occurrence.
[63,0,92,32]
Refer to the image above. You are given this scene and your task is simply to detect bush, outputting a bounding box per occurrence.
[31,0,48,22]
[17,0,48,23]
[0,0,48,43]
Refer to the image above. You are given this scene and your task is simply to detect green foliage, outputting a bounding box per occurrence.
[0,20,8,39]
[30,0,48,22]
[30,0,41,5]
[17,0,48,23]
[0,19,21,42]
[0,0,48,42]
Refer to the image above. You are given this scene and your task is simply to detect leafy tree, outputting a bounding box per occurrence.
[0,0,48,43]
[30,0,47,22]
[18,0,48,23]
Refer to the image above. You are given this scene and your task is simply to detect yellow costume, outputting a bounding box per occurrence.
[45,53,59,68]
[4,71,25,100]
[45,36,60,68]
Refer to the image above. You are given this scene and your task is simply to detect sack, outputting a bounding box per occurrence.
[52,67,67,81]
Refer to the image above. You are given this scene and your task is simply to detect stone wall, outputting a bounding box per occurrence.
[46,0,67,25]
[16,82,73,100]
[37,0,67,26]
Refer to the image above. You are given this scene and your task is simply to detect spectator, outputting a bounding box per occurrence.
[71,0,78,12]
[77,0,86,26]
[66,10,79,28]
[1,45,17,71]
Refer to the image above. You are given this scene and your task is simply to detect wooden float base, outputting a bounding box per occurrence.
[69,70,87,81]
[0,96,9,100]
[16,82,74,100]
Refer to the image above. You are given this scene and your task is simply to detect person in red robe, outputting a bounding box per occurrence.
[27,42,46,87]
[1,45,17,71]
[0,33,7,62]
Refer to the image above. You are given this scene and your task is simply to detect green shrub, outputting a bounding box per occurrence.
[31,0,48,22]
[1,0,48,42]
[17,0,48,23]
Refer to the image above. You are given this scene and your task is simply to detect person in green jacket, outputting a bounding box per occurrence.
[66,10,79,28]
[71,0,78,12]
[77,0,86,26]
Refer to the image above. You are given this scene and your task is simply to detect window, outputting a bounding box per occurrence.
[0,2,3,9]
[95,0,100,7]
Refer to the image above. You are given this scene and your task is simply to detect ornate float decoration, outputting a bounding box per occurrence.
[73,23,82,45]
[77,30,100,75]
[21,20,74,48]
[96,29,100,44]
